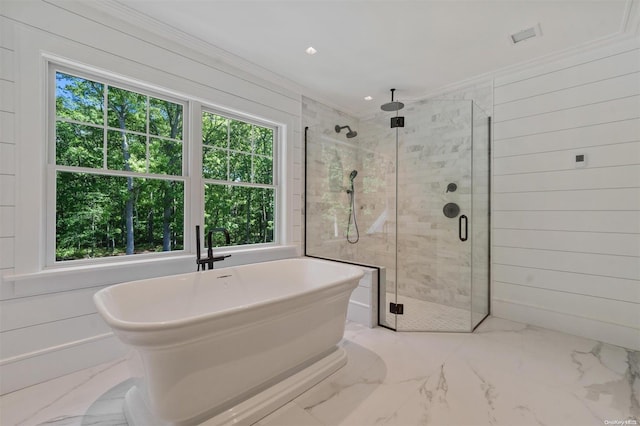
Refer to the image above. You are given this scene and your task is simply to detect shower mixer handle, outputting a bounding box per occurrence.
[459,215,468,242]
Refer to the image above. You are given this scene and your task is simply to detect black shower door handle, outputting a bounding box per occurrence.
[459,215,468,242]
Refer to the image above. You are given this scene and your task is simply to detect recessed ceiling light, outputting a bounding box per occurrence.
[364,96,373,101]
[305,46,317,55]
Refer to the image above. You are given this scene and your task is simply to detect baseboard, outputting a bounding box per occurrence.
[492,299,640,351]
[0,333,126,395]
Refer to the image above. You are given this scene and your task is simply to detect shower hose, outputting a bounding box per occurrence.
[346,187,359,244]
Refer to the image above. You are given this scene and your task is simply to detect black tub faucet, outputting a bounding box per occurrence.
[196,225,231,271]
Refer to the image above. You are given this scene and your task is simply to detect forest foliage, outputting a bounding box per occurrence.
[55,71,275,261]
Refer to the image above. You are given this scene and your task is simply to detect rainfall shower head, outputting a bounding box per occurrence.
[381,88,405,112]
[349,170,358,181]
[335,124,358,138]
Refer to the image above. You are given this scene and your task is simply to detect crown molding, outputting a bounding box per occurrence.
[350,0,640,119]
[398,25,639,118]
[622,0,640,35]
[43,0,640,121]
[44,0,306,101]
[418,0,639,101]
[47,0,362,118]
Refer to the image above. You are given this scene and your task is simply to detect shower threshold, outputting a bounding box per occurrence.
[385,293,475,331]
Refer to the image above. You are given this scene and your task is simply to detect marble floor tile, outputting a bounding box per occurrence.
[1,317,637,426]
[0,358,129,426]
[293,339,422,425]
[343,322,468,384]
[382,340,608,425]
[253,402,323,426]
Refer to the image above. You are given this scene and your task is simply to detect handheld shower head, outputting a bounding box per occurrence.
[346,169,358,194]
[335,124,358,138]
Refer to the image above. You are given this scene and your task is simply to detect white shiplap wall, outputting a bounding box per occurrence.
[491,41,640,350]
[0,0,303,395]
[0,16,15,275]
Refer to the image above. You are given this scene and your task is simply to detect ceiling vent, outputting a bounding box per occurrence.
[510,24,542,44]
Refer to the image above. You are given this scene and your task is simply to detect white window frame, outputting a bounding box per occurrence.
[199,106,280,249]
[45,61,285,268]
[46,62,191,267]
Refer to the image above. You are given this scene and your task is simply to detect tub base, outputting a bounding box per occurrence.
[124,347,346,426]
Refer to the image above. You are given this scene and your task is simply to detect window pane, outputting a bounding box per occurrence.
[56,172,184,260]
[150,138,182,176]
[107,130,146,173]
[229,119,252,152]
[253,126,273,157]
[149,98,183,140]
[202,112,228,149]
[229,152,251,182]
[202,147,227,180]
[253,155,273,185]
[56,121,103,168]
[107,87,146,133]
[204,184,274,246]
[55,72,104,125]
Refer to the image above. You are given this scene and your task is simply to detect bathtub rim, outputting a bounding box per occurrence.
[94,258,364,333]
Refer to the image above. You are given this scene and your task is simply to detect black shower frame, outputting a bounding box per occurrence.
[303,117,491,332]
[302,126,393,331]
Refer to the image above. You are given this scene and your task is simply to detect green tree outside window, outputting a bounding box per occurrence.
[201,111,275,247]
[55,71,184,260]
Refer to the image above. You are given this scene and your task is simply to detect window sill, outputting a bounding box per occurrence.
[4,244,300,298]
[7,253,192,282]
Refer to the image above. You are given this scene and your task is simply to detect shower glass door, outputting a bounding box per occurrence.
[393,100,475,332]
[471,103,490,329]
[304,127,360,261]
[303,115,398,331]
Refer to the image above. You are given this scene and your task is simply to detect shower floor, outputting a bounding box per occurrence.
[384,293,471,331]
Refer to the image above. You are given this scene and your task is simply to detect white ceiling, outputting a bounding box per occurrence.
[114,0,633,116]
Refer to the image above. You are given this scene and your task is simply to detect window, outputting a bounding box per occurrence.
[202,111,276,247]
[48,63,283,266]
[52,69,186,261]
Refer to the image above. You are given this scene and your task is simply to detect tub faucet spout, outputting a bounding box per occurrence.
[210,227,231,245]
[196,226,231,270]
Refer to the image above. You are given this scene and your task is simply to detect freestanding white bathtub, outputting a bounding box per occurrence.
[94,257,363,426]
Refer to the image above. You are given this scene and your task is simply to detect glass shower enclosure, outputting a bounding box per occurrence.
[304,97,489,332]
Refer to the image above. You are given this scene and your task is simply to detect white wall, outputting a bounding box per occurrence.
[0,11,15,276]
[491,39,640,350]
[0,0,303,394]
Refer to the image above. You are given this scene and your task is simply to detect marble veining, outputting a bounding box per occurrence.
[1,317,638,426]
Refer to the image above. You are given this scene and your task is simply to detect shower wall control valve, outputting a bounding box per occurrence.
[390,116,405,128]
